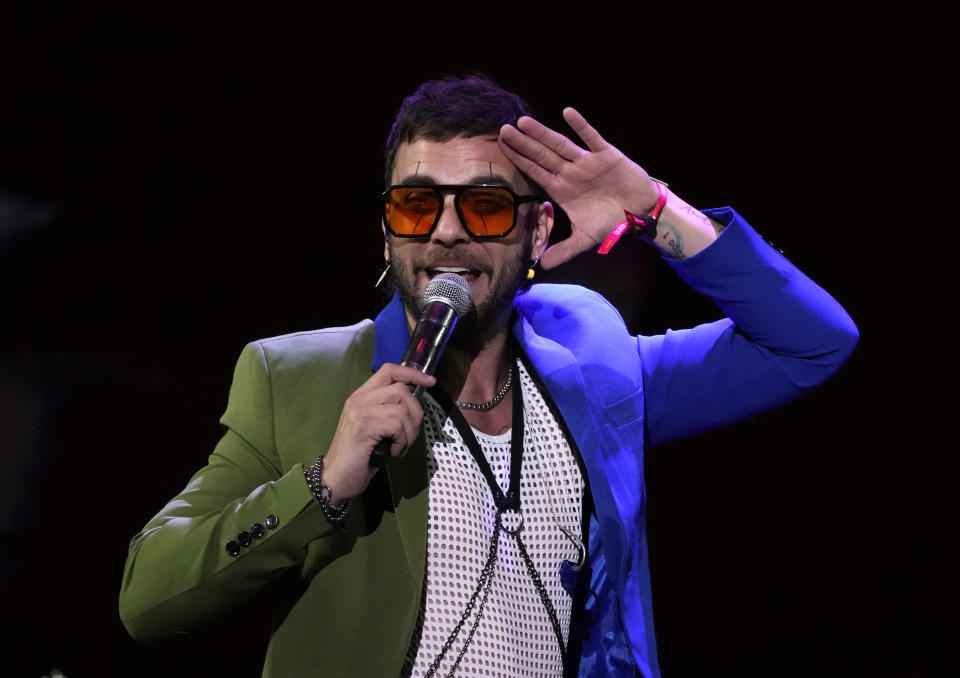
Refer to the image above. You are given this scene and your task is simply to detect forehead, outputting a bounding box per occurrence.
[391,135,529,190]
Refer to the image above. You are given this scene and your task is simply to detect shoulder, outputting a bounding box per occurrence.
[514,283,628,332]
[224,320,376,425]
[244,320,376,375]
[513,283,639,368]
[512,284,647,409]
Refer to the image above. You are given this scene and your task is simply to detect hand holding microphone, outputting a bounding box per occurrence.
[369,273,473,467]
[319,274,473,504]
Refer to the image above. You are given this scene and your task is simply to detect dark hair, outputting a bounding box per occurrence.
[383,73,544,196]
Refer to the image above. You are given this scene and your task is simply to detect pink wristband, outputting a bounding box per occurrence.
[597,180,668,254]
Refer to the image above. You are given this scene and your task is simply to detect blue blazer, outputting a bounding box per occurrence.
[373,208,858,677]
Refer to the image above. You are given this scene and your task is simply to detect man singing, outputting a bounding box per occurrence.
[120,74,858,677]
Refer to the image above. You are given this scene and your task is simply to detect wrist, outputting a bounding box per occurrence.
[597,179,668,254]
[625,177,666,217]
[304,456,351,524]
[647,191,721,259]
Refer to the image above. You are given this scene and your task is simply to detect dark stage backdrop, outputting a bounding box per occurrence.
[0,7,955,677]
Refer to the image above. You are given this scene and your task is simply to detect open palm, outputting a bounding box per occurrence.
[499,108,658,269]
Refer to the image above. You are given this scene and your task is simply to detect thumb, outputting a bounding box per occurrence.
[539,236,594,270]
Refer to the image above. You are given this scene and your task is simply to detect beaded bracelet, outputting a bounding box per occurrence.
[303,456,351,523]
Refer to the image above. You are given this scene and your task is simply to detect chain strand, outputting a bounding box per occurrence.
[423,521,502,678]
[515,531,566,656]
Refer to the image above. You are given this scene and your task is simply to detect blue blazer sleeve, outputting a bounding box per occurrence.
[638,208,859,448]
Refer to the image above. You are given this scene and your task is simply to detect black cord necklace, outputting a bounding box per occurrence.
[424,352,566,677]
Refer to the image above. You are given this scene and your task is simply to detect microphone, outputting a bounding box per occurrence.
[368,273,473,467]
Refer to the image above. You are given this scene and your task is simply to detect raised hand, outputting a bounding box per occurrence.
[498,108,661,269]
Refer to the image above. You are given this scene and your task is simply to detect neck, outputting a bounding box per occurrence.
[437,328,510,403]
[403,300,514,403]
[439,327,514,436]
[403,301,517,435]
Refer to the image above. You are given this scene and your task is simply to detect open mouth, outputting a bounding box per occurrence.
[425,265,482,281]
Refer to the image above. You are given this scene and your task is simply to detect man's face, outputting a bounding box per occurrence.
[385,134,552,346]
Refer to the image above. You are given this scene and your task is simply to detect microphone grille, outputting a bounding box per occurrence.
[424,273,474,318]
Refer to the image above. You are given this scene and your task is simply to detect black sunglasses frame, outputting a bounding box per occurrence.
[382,183,541,239]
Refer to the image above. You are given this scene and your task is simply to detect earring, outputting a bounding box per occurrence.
[375,262,391,289]
[527,240,544,280]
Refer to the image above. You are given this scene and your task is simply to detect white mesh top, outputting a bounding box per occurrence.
[404,360,585,678]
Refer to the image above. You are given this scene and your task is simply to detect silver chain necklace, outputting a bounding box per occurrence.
[454,366,512,411]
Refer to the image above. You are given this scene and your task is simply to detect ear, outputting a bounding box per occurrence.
[531,202,554,260]
[382,219,390,262]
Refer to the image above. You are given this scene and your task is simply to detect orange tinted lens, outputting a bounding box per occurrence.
[385,187,441,235]
[458,187,516,236]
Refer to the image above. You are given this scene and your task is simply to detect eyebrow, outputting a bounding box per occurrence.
[394,173,517,188]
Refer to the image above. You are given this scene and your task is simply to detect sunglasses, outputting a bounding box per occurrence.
[382,184,541,238]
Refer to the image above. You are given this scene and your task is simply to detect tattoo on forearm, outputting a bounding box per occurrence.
[681,204,714,231]
[682,203,726,235]
[657,222,687,260]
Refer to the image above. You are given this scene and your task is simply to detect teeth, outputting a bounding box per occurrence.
[433,266,472,274]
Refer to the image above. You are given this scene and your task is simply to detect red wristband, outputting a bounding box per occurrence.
[597,180,668,254]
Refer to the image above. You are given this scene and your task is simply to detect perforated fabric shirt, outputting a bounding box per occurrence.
[404,360,585,677]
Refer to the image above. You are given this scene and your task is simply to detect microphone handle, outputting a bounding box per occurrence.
[368,302,457,468]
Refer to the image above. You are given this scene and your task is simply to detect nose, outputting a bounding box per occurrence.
[430,194,470,246]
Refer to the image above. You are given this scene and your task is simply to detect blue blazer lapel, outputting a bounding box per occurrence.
[512,315,628,585]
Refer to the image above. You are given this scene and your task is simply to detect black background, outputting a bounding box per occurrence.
[0,6,955,677]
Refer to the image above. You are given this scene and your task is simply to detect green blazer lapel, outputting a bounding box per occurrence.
[384,431,430,584]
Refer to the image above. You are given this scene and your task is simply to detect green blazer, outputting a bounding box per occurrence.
[120,321,436,677]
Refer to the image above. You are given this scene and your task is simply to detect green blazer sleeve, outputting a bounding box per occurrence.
[119,340,345,640]
[121,321,436,676]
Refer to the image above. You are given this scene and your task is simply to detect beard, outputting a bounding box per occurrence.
[388,235,532,351]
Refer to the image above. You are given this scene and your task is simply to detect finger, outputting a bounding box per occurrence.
[384,364,437,387]
[375,407,419,458]
[497,135,562,188]
[361,393,423,449]
[498,124,567,175]
[360,363,436,394]
[399,385,425,422]
[539,234,598,270]
[350,404,414,454]
[348,381,423,418]
[398,409,422,456]
[515,115,584,162]
[386,388,426,457]
[379,380,425,406]
[562,107,609,152]
[392,390,424,444]
[385,416,412,458]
